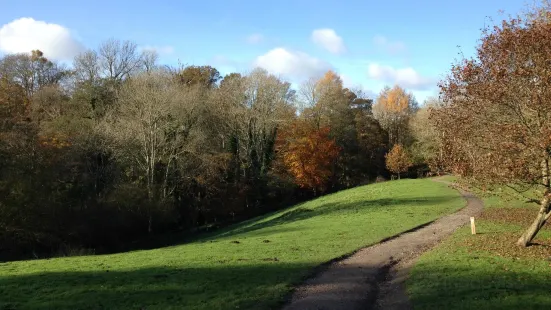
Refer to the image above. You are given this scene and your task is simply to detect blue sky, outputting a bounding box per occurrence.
[0,0,527,102]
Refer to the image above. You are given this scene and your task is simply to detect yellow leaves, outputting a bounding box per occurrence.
[376,85,411,113]
[314,70,344,97]
[39,134,71,149]
[318,70,343,88]
[385,144,413,175]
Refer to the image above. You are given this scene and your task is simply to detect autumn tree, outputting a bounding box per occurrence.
[301,70,349,129]
[0,76,27,126]
[177,65,221,88]
[276,120,340,193]
[385,144,412,179]
[373,85,417,146]
[432,8,551,246]
[345,87,373,114]
[410,97,446,174]
[355,112,388,177]
[298,70,387,184]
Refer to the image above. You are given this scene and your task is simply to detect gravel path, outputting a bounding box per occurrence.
[282,179,483,310]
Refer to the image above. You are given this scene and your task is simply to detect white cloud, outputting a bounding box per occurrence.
[339,74,377,99]
[0,17,83,61]
[373,35,406,54]
[140,45,175,55]
[367,63,435,90]
[311,28,346,54]
[253,47,332,81]
[246,33,264,44]
[340,73,355,88]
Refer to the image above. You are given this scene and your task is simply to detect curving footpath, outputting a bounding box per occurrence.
[282,179,483,310]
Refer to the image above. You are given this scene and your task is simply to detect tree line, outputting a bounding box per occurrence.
[0,39,432,260]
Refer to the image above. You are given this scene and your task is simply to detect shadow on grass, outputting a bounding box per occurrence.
[0,262,390,310]
[0,263,309,310]
[2,262,549,310]
[409,266,551,310]
[213,196,458,239]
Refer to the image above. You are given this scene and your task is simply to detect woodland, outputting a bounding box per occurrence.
[2,1,551,260]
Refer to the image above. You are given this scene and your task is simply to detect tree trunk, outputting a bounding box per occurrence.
[517,193,551,246]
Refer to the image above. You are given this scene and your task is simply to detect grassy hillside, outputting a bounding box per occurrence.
[0,179,464,310]
[408,180,551,309]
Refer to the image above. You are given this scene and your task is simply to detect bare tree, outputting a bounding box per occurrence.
[297,76,320,113]
[98,38,142,81]
[73,50,100,83]
[220,68,295,183]
[100,71,205,232]
[141,49,159,73]
[0,50,69,98]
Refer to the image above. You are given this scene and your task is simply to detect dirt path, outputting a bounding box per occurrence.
[282,179,483,310]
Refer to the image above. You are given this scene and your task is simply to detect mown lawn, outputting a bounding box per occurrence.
[408,179,551,310]
[0,179,464,310]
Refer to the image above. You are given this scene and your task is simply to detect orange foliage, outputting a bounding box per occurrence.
[276,120,340,192]
[39,134,71,149]
[0,77,28,120]
[385,144,412,179]
[378,85,410,113]
[318,70,343,88]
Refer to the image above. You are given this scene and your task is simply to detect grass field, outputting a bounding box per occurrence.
[408,179,551,310]
[0,179,464,310]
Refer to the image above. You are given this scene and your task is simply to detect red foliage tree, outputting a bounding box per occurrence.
[432,9,551,246]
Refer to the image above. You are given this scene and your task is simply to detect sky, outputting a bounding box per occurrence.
[0,0,528,102]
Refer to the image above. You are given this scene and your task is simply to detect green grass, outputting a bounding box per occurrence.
[408,179,551,310]
[0,179,464,310]
[435,174,458,183]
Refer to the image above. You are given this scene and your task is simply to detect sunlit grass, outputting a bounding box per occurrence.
[408,179,551,310]
[0,179,464,310]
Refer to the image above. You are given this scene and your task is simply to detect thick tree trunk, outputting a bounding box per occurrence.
[517,193,551,246]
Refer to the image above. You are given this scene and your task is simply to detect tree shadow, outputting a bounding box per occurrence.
[1,262,549,309]
[409,265,551,310]
[0,263,310,310]
[212,196,458,239]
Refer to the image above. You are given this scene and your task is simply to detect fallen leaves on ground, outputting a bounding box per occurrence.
[479,208,550,231]
[460,232,551,260]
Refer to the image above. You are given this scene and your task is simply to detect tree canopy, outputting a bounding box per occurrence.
[0,44,414,260]
[432,9,551,246]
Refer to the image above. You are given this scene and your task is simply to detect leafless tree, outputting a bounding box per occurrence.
[141,49,159,73]
[73,50,100,83]
[98,38,143,81]
[100,70,205,231]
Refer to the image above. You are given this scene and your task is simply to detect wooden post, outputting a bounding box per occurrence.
[470,217,476,235]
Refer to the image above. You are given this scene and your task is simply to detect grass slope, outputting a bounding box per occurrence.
[0,179,464,310]
[408,180,551,310]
